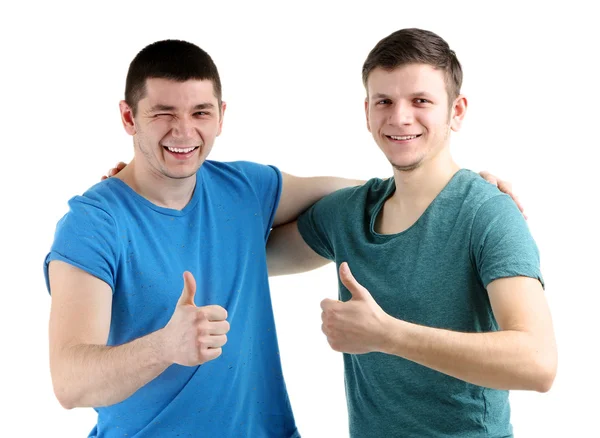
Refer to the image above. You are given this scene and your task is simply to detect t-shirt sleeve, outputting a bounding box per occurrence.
[297,195,336,261]
[44,196,119,294]
[237,161,283,240]
[470,194,544,288]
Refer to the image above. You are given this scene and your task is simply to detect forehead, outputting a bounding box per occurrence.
[367,64,447,98]
[140,78,218,108]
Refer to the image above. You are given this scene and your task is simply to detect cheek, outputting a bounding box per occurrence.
[141,123,170,141]
[419,111,448,130]
[368,112,385,132]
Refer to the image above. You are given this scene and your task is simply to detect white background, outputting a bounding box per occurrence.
[1,1,598,437]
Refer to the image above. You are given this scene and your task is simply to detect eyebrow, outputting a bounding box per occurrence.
[370,91,436,100]
[409,91,436,99]
[149,103,216,112]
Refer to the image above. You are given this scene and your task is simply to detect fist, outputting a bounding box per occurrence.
[163,272,230,366]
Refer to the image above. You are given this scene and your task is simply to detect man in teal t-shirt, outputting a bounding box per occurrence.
[267,28,557,437]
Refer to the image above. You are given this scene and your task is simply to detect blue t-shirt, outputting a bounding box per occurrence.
[298,169,543,438]
[44,160,299,438]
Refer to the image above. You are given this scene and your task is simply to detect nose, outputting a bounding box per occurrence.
[388,102,414,126]
[171,116,196,139]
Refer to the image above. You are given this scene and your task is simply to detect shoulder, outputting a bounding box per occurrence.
[442,169,522,221]
[200,160,280,194]
[320,177,390,209]
[62,180,122,224]
[202,160,280,180]
[449,169,504,206]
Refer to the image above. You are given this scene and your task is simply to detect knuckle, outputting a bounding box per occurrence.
[196,309,208,322]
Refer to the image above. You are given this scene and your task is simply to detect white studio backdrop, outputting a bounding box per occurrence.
[0,1,598,437]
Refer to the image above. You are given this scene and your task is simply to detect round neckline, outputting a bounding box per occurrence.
[369,169,467,239]
[106,174,202,217]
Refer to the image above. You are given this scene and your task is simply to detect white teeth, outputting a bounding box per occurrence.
[389,135,418,141]
[167,146,196,153]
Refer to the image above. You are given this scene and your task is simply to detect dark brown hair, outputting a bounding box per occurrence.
[125,39,222,116]
[362,28,462,102]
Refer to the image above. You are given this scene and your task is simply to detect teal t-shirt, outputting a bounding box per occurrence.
[297,169,543,438]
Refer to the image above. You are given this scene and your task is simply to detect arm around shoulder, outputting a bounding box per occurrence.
[272,172,362,227]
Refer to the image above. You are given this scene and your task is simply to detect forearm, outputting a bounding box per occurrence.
[52,329,170,409]
[382,317,555,392]
[267,221,331,276]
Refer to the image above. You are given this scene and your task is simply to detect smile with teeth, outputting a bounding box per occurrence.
[387,134,422,141]
[165,146,199,153]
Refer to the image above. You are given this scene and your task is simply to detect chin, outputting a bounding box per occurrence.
[391,163,421,172]
[387,154,424,172]
[164,163,202,179]
[166,171,199,180]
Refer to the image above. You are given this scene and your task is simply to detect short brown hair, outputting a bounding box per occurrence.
[125,39,222,116]
[362,28,463,102]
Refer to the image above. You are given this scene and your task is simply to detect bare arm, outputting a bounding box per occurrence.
[102,165,525,220]
[49,261,228,409]
[272,173,363,227]
[267,220,330,276]
[266,171,525,277]
[322,266,557,392]
[381,277,557,391]
[267,174,360,277]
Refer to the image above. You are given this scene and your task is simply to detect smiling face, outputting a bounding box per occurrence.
[365,63,466,172]
[119,77,226,180]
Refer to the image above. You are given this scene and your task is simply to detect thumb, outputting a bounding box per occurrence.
[177,271,197,306]
[339,262,370,301]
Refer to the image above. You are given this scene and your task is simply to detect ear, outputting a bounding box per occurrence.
[450,95,467,132]
[217,101,227,137]
[365,98,371,133]
[119,100,136,136]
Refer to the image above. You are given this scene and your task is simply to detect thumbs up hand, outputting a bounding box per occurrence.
[320,262,390,354]
[162,271,230,366]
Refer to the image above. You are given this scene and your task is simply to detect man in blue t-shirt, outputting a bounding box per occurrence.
[267,29,557,437]
[44,40,367,438]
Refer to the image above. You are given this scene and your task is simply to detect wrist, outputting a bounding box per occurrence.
[148,328,172,367]
[378,314,406,356]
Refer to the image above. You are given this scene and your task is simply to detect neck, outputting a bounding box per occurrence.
[116,159,197,211]
[389,148,460,212]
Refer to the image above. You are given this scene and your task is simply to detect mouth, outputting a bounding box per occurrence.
[162,145,200,160]
[163,146,200,154]
[385,134,423,142]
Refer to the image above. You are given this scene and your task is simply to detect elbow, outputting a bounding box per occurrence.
[530,350,558,393]
[53,384,77,410]
[51,371,81,410]
[50,348,85,409]
[534,363,557,393]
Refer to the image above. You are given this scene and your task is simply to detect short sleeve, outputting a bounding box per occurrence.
[297,196,336,261]
[233,161,282,240]
[470,194,543,288]
[44,196,119,294]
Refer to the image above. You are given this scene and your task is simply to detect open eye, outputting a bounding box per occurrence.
[376,99,392,105]
[414,98,431,105]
